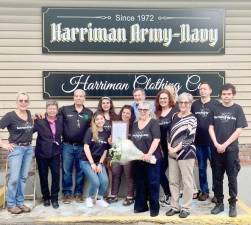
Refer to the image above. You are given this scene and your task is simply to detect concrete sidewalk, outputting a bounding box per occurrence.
[0,195,251,225]
[1,166,251,225]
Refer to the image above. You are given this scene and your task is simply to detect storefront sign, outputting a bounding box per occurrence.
[43,71,225,99]
[42,8,224,54]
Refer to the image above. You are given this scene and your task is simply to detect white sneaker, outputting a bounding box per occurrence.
[96,199,109,207]
[159,194,170,207]
[85,197,93,208]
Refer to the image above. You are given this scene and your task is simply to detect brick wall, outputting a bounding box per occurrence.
[0,149,7,170]
[239,144,251,165]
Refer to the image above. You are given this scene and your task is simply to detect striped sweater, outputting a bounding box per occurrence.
[169,113,197,160]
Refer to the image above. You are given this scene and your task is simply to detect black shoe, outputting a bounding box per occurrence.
[51,201,59,209]
[134,207,149,213]
[166,208,180,216]
[43,199,50,207]
[198,192,209,201]
[150,211,159,217]
[229,204,237,217]
[211,203,224,214]
[211,196,217,203]
[179,210,190,218]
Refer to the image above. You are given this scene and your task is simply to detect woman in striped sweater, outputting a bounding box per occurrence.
[165,92,197,219]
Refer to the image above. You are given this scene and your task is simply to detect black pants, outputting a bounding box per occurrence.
[160,152,171,196]
[211,148,240,204]
[36,154,61,201]
[134,160,161,214]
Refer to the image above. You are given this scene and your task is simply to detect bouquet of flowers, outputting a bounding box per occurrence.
[109,138,156,165]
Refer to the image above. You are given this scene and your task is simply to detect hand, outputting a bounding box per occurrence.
[168,151,176,158]
[142,153,152,162]
[96,164,102,173]
[218,144,227,154]
[34,113,45,120]
[91,163,97,172]
[1,143,14,152]
[176,142,182,151]
[215,142,226,154]
[168,143,172,151]
[169,148,176,155]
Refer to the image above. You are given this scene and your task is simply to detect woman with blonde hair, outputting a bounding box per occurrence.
[80,111,110,208]
[0,92,33,214]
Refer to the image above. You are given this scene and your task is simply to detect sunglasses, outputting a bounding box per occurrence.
[138,108,149,112]
[18,99,29,103]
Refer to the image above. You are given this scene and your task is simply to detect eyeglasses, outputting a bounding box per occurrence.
[18,99,29,103]
[178,101,190,105]
[138,108,149,112]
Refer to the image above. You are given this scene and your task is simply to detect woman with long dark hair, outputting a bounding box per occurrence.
[107,105,136,206]
[97,96,119,134]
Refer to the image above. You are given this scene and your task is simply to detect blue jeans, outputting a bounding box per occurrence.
[80,161,108,197]
[7,145,33,208]
[62,143,84,196]
[196,145,212,194]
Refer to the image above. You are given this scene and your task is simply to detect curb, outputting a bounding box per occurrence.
[0,186,4,207]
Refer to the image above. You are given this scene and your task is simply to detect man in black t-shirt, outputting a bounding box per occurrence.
[191,82,219,202]
[59,89,93,204]
[209,83,247,217]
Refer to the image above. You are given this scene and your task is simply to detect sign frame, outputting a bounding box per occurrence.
[42,7,225,54]
[43,71,225,99]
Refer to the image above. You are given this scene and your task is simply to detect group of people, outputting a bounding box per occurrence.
[0,82,247,219]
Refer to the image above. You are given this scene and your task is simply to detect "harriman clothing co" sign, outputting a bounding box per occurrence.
[43,71,225,99]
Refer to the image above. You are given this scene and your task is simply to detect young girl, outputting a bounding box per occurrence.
[97,96,118,134]
[80,112,110,208]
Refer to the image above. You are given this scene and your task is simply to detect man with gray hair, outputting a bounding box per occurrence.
[59,89,93,204]
[132,88,155,120]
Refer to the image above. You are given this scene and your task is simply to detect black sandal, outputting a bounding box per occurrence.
[106,196,118,203]
[123,197,134,206]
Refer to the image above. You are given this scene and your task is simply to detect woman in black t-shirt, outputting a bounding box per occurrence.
[131,101,162,217]
[0,92,33,214]
[155,89,178,207]
[96,96,119,134]
[96,96,119,196]
[80,112,110,208]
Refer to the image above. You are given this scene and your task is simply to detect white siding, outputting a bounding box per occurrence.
[0,0,250,144]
